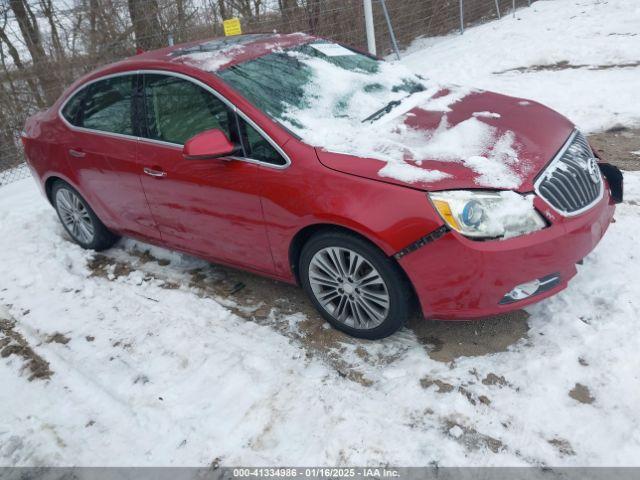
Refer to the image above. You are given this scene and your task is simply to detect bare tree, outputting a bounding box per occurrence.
[87,0,99,56]
[127,0,164,50]
[279,0,298,27]
[225,0,258,19]
[0,9,45,107]
[8,0,61,104]
[304,0,321,34]
[0,59,20,168]
[217,0,228,20]
[252,0,263,19]
[39,0,66,62]
[175,0,186,39]
[279,0,298,14]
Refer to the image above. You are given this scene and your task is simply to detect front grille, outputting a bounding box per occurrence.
[535,131,603,216]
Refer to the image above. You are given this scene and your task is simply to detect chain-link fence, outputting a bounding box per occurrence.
[0,163,28,186]
[0,0,536,187]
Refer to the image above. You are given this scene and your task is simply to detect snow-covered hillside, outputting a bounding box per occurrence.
[1,0,639,468]
[401,0,640,133]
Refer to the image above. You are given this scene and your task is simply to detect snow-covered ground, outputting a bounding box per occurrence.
[2,172,640,467]
[2,0,640,467]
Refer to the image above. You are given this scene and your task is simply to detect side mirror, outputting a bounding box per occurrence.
[183,129,237,160]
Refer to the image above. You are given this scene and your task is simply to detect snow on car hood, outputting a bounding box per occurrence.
[267,51,575,192]
[313,88,576,192]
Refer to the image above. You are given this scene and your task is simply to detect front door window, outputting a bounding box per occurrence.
[143,74,235,145]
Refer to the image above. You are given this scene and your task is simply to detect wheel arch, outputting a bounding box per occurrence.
[44,175,65,204]
[289,222,421,319]
[44,174,102,222]
[288,223,415,293]
[44,173,95,205]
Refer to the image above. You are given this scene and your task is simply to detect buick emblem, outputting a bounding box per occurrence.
[586,157,600,184]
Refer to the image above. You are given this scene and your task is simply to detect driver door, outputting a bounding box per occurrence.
[136,73,274,273]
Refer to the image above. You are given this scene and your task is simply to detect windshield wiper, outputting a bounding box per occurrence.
[362,80,427,123]
[361,99,402,123]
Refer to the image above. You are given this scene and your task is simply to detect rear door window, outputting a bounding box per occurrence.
[79,75,136,136]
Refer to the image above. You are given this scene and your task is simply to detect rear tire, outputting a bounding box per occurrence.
[299,230,413,339]
[52,181,119,251]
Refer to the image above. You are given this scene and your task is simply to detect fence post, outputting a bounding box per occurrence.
[363,0,377,55]
[513,0,516,17]
[494,0,501,18]
[379,0,401,60]
[459,0,464,34]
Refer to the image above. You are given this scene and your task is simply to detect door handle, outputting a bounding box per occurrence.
[143,167,167,178]
[69,148,85,158]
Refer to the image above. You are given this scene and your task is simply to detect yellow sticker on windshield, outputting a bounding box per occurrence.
[223,18,242,36]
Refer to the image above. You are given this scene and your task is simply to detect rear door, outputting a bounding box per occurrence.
[61,73,160,241]
[135,72,276,273]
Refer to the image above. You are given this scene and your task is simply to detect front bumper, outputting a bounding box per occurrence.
[399,186,617,320]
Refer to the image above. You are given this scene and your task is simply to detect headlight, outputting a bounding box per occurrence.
[429,190,546,239]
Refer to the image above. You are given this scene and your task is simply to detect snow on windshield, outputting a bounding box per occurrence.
[278,50,524,188]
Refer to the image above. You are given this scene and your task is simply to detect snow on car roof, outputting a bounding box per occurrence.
[132,32,316,72]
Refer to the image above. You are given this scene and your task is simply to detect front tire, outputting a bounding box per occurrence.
[52,181,119,251]
[299,230,413,339]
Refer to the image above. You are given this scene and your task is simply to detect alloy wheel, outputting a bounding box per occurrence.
[56,188,95,244]
[308,247,390,330]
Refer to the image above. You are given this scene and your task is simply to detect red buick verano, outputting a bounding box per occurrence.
[22,33,623,339]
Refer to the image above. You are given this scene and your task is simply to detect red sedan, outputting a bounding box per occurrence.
[22,33,623,339]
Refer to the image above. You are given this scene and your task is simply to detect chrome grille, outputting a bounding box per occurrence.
[535,131,603,216]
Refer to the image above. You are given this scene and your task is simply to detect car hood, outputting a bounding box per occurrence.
[315,89,575,192]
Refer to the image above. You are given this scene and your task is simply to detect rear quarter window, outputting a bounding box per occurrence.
[61,90,85,125]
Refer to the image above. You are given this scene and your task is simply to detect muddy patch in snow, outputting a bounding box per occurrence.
[482,373,510,387]
[46,332,70,345]
[443,420,504,454]
[421,376,492,406]
[494,60,640,74]
[569,383,595,405]
[589,127,640,171]
[548,438,576,457]
[409,312,530,363]
[88,253,134,280]
[420,377,455,393]
[86,245,532,389]
[0,308,53,381]
[87,249,383,386]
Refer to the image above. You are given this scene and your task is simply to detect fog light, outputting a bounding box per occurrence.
[508,280,541,300]
[499,274,561,305]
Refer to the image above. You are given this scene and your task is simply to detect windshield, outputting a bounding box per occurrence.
[217,41,426,127]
